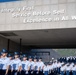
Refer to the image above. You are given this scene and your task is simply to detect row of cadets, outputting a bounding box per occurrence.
[60,63,76,75]
[0,49,10,75]
[20,54,29,75]
[9,52,21,75]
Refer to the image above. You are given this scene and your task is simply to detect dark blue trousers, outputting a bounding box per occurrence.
[12,70,20,75]
[57,67,60,74]
[61,71,65,75]
[44,71,48,75]
[8,70,12,75]
[33,70,39,75]
[72,71,76,75]
[66,71,70,75]
[0,69,2,75]
[21,70,29,75]
[29,70,33,75]
[39,71,43,75]
[2,70,6,75]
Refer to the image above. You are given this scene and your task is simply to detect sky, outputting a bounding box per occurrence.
[0,0,20,2]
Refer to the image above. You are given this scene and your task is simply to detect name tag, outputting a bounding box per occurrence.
[22,64,25,70]
[13,64,16,70]
[35,66,37,70]
[0,64,2,69]
[30,64,33,70]
[1,64,4,69]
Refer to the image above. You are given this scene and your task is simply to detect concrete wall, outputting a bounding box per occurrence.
[0,36,27,52]
[30,49,60,62]
[9,40,20,52]
[0,36,8,51]
[0,0,76,31]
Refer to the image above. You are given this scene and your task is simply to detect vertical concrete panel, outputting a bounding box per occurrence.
[0,36,22,53]
[43,0,51,4]
[67,3,76,16]
[27,0,35,6]
[42,5,50,11]
[51,5,58,18]
[20,0,27,7]
[9,40,19,52]
[51,0,58,4]
[35,0,43,5]
[67,0,76,2]
[59,0,67,4]
[0,13,6,24]
[0,36,7,51]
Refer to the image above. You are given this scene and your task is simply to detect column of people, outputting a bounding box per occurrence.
[0,49,76,75]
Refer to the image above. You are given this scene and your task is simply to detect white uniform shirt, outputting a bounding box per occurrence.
[11,58,21,70]
[72,66,76,71]
[52,63,57,69]
[47,65,51,71]
[43,65,51,72]
[66,66,71,71]
[20,60,29,70]
[50,65,53,70]
[57,63,62,68]
[69,63,74,68]
[43,65,48,71]
[28,61,34,70]
[8,59,13,70]
[61,65,67,71]
[38,61,44,70]
[0,58,3,69]
[33,62,39,70]
[1,57,10,70]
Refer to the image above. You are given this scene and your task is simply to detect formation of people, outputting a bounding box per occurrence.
[0,49,76,75]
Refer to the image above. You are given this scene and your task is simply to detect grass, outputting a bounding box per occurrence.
[53,49,76,57]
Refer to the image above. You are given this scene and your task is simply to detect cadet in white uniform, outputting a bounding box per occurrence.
[52,60,57,75]
[20,54,29,75]
[43,62,50,75]
[46,62,52,75]
[38,57,44,75]
[60,64,66,75]
[72,64,76,75]
[66,64,71,75]
[49,62,54,75]
[7,53,13,75]
[33,57,39,75]
[57,61,62,74]
[1,49,10,75]
[0,52,3,75]
[28,56,34,75]
[11,52,21,75]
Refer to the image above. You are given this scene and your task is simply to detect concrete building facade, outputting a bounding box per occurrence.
[0,0,76,61]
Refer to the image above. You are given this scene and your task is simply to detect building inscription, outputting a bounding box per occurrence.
[0,6,76,23]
